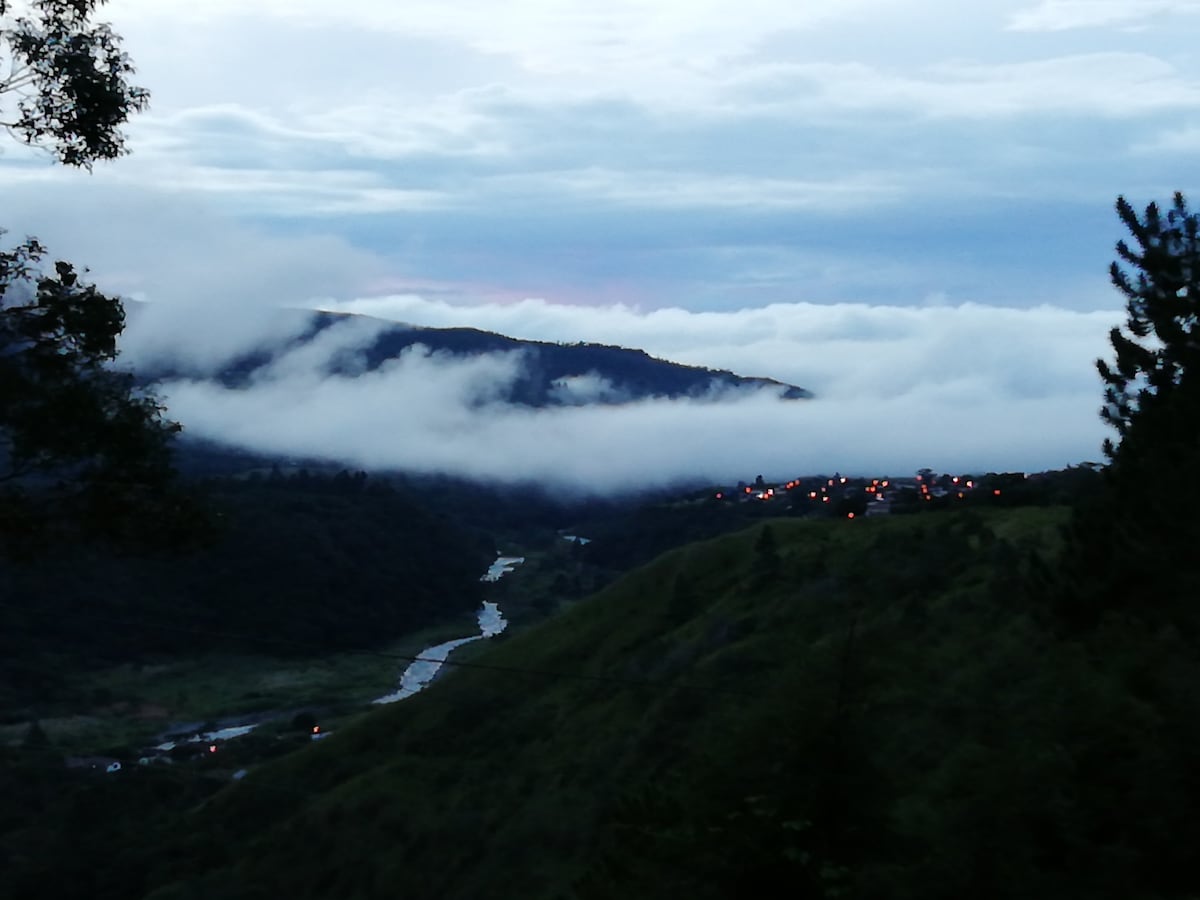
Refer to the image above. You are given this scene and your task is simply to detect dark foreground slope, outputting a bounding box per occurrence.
[30,509,1200,900]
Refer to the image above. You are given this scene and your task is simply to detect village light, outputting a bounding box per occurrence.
[993,489,1001,496]
[208,745,217,754]
[847,512,855,519]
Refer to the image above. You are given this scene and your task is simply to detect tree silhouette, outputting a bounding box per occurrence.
[0,240,191,552]
[0,1,199,554]
[1058,193,1200,625]
[1098,192,1200,462]
[0,0,148,167]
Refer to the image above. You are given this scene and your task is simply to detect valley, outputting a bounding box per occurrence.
[2,549,530,767]
[7,481,1196,900]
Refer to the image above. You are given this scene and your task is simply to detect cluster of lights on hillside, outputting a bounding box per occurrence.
[713,470,1016,518]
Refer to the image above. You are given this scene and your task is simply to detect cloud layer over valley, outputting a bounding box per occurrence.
[121,297,1115,492]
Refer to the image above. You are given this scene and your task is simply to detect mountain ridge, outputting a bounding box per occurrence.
[132,307,812,407]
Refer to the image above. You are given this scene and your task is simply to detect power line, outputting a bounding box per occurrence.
[0,570,765,807]
[0,598,757,702]
[0,604,761,807]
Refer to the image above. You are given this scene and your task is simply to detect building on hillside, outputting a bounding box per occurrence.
[66,756,122,774]
[865,497,892,516]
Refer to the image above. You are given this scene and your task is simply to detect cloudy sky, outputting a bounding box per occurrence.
[3,0,1197,488]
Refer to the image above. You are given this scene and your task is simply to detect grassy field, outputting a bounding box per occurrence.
[1,613,487,754]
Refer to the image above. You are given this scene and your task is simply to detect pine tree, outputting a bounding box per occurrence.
[1097,191,1200,465]
[1058,193,1200,626]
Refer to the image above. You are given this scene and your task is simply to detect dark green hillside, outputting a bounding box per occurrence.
[0,476,493,714]
[125,506,1199,900]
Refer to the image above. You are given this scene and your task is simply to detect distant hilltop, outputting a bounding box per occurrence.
[135,308,812,407]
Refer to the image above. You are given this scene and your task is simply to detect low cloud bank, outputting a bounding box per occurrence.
[123,297,1116,492]
[324,294,1117,400]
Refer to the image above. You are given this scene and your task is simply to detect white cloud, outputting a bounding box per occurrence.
[0,0,1190,319]
[107,0,900,83]
[482,167,907,211]
[321,294,1114,399]
[0,178,384,305]
[120,304,314,376]
[549,374,632,406]
[126,296,1117,490]
[729,54,1200,118]
[1009,0,1200,31]
[1131,125,1200,154]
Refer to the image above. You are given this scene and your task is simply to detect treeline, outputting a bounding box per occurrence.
[0,473,493,714]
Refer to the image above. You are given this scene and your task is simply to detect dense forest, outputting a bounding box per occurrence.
[0,473,494,715]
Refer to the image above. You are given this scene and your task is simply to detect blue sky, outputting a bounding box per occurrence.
[2,0,1197,485]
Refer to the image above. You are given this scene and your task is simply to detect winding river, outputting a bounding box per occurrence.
[372,600,508,703]
[138,555,525,762]
[372,555,524,704]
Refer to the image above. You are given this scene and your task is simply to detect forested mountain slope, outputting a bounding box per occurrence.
[132,507,1200,900]
[0,476,493,714]
[133,308,811,405]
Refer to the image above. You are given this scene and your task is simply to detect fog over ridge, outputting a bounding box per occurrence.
[120,295,1115,492]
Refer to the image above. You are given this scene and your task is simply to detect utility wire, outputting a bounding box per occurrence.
[0,598,758,702]
[0,563,766,810]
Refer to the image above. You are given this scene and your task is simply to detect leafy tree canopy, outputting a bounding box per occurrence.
[0,236,195,553]
[0,2,194,554]
[0,0,148,167]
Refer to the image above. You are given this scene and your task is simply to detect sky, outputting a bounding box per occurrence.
[2,0,1198,489]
